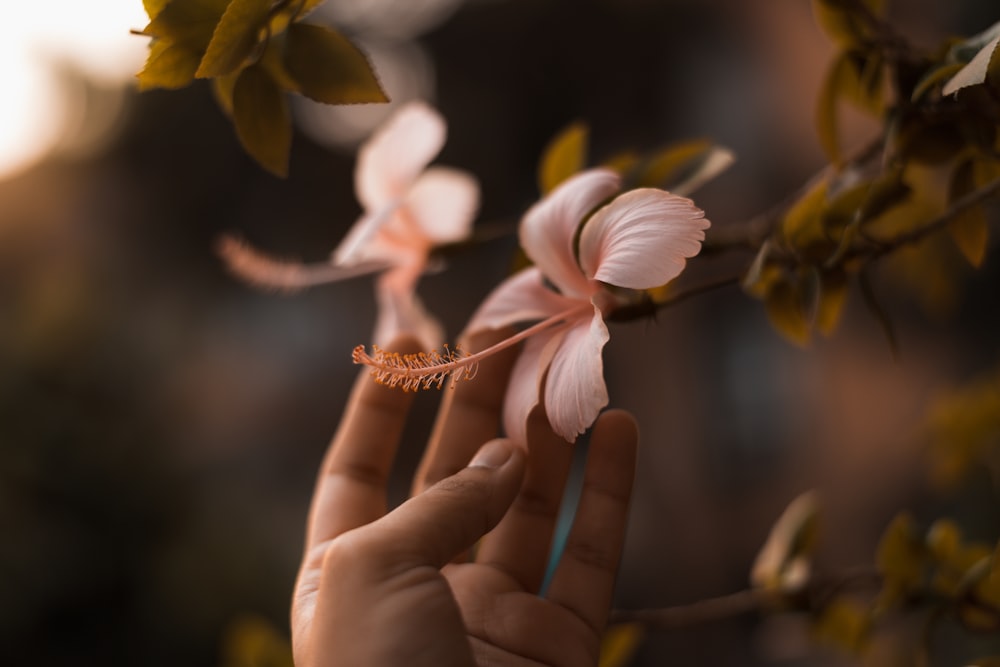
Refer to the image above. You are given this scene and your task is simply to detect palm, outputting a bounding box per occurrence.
[446,563,602,666]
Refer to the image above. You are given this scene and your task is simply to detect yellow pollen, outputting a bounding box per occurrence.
[352,343,480,391]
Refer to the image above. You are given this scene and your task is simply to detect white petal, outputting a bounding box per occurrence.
[355,101,446,211]
[404,166,479,244]
[373,269,444,351]
[502,328,567,444]
[543,307,610,441]
[465,267,579,335]
[579,188,709,289]
[519,169,621,298]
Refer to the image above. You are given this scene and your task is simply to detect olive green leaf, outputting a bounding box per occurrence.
[232,64,292,177]
[538,122,589,194]
[142,0,231,49]
[196,0,273,78]
[283,23,387,105]
[136,38,202,90]
[948,157,989,267]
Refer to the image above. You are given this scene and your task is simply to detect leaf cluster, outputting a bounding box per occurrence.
[741,2,1000,345]
[137,0,387,176]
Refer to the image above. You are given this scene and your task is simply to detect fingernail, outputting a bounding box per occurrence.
[468,440,513,469]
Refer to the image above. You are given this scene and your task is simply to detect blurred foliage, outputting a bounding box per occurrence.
[740,1,1000,346]
[926,366,1000,489]
[137,0,386,175]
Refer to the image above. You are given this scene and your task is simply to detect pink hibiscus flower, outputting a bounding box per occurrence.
[354,168,709,442]
[218,101,479,350]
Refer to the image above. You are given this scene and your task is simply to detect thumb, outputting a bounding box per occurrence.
[371,438,526,568]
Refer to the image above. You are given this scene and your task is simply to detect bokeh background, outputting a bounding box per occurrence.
[2,1,998,665]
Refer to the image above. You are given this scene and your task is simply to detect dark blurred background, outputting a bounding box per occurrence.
[1,1,998,665]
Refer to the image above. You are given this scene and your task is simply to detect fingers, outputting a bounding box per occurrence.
[475,405,574,593]
[304,335,422,553]
[368,439,527,569]
[413,327,519,494]
[545,410,638,634]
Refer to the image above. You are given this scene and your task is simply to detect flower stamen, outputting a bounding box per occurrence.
[353,302,594,391]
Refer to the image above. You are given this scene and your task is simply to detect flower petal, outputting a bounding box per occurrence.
[404,166,479,244]
[465,267,579,335]
[373,268,444,351]
[579,188,709,289]
[330,205,398,265]
[520,168,621,298]
[502,327,567,444]
[543,306,610,441]
[355,101,446,211]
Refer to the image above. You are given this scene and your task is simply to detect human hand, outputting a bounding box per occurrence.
[291,333,639,666]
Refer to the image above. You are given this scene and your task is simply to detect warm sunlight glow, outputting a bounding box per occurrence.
[0,2,148,180]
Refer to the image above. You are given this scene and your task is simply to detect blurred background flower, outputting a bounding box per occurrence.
[1,1,998,665]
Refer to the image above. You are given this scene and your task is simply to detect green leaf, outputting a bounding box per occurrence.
[196,0,273,78]
[948,158,989,267]
[136,38,202,90]
[538,122,589,194]
[232,64,291,177]
[875,513,925,609]
[283,23,387,105]
[143,0,231,50]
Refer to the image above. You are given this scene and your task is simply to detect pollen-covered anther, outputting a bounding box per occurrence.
[352,343,480,391]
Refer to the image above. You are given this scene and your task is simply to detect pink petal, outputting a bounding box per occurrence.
[373,269,444,351]
[330,206,398,265]
[543,307,610,441]
[519,169,621,298]
[465,267,579,335]
[579,188,709,289]
[404,167,479,244]
[502,327,567,444]
[355,101,446,211]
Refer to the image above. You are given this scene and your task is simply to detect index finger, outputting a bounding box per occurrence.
[412,327,518,495]
[304,335,422,553]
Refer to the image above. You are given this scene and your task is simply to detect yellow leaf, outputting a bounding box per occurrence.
[221,614,294,667]
[911,62,965,102]
[232,64,291,177]
[815,51,884,162]
[813,597,871,654]
[283,23,388,105]
[875,513,925,609]
[143,0,171,20]
[136,38,201,90]
[538,122,589,194]
[638,139,710,188]
[782,177,829,250]
[816,271,848,336]
[598,623,644,667]
[811,0,885,47]
[143,0,230,50]
[948,156,995,268]
[602,150,640,179]
[196,0,272,78]
[765,278,812,346]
